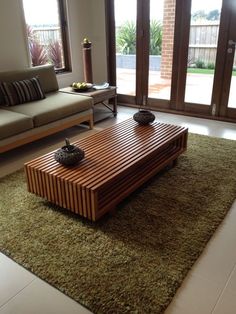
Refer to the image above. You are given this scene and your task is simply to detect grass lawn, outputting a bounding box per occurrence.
[187,68,236,76]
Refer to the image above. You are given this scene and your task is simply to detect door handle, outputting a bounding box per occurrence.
[228,39,236,53]
[228,39,236,46]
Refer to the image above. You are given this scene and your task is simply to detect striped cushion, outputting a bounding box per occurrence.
[0,77,45,106]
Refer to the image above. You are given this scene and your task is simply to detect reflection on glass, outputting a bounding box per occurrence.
[185,0,222,105]
[228,53,236,108]
[148,0,175,100]
[115,0,137,95]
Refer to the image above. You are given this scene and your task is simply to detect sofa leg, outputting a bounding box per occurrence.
[89,117,94,129]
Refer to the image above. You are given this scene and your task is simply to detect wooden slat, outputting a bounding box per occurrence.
[25,118,188,221]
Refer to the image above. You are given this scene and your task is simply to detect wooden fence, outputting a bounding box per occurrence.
[32,23,236,68]
[189,21,236,67]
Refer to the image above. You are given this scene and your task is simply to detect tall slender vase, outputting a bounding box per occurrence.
[82,41,93,83]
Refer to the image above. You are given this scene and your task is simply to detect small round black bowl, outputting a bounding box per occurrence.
[54,139,85,166]
[133,109,155,125]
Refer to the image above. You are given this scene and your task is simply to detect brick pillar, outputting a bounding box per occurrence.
[160,0,176,79]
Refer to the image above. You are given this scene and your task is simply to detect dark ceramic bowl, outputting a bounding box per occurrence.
[54,145,85,166]
[133,109,155,125]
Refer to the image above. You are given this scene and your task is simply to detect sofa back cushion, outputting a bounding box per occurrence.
[0,77,45,106]
[0,65,59,99]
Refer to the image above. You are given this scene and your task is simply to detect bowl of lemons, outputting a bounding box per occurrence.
[71,82,93,91]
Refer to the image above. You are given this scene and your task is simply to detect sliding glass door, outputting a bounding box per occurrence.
[184,0,223,106]
[106,0,236,122]
[115,0,137,97]
[227,53,236,109]
[147,0,175,102]
[217,0,236,119]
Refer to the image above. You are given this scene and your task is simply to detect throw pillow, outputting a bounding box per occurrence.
[0,77,45,106]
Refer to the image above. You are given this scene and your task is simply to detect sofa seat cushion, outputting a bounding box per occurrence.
[0,109,33,140]
[4,92,93,127]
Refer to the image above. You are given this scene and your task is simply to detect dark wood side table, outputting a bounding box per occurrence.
[60,86,117,118]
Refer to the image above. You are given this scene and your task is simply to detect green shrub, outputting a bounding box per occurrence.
[207,62,215,69]
[195,59,205,69]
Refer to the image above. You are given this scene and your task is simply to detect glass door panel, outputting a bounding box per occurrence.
[217,0,236,118]
[148,0,175,100]
[184,0,223,105]
[227,48,236,108]
[115,0,137,96]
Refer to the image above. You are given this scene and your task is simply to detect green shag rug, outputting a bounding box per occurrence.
[0,133,236,313]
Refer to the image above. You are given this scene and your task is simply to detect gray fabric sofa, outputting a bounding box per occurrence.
[0,65,93,153]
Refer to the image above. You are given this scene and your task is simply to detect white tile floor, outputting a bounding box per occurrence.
[0,106,236,314]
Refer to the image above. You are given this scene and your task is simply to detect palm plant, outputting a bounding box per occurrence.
[149,20,162,55]
[48,41,63,69]
[116,21,136,54]
[116,20,162,55]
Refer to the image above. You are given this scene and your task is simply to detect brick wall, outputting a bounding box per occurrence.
[160,0,176,79]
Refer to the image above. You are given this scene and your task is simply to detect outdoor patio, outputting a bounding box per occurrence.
[116,68,236,108]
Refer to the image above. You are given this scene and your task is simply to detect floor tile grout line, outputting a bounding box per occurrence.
[211,263,236,313]
[0,278,36,310]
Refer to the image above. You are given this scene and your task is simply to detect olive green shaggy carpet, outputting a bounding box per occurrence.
[0,133,236,313]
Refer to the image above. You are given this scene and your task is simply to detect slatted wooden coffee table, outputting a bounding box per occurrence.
[24,119,188,221]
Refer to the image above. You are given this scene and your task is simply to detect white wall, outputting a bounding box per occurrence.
[0,0,29,70]
[88,0,107,84]
[0,0,108,87]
